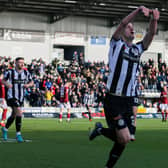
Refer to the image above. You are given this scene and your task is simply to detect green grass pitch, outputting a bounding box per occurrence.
[0,118,168,168]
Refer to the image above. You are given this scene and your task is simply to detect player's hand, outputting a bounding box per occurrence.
[23,84,29,88]
[140,6,150,17]
[2,98,5,104]
[152,9,160,20]
[7,83,12,88]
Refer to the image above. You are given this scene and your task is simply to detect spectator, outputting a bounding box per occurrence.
[45,78,53,90]
[45,88,53,106]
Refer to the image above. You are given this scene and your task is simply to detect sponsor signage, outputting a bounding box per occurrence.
[91,36,106,45]
[137,113,162,119]
[0,107,162,119]
[0,28,45,42]
[54,32,84,45]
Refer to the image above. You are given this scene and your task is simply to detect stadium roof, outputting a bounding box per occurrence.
[0,0,168,26]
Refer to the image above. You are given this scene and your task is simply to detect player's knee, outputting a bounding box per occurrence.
[118,137,130,145]
[116,128,131,145]
[124,137,130,144]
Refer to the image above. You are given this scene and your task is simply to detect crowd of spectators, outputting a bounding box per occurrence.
[0,54,168,109]
[139,58,168,91]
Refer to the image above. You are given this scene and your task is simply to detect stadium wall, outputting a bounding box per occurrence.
[0,12,167,64]
[0,12,51,63]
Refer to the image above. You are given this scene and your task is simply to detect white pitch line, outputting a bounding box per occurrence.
[0,138,32,143]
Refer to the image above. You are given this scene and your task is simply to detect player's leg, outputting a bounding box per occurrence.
[0,109,7,127]
[85,105,92,121]
[130,106,137,141]
[5,99,21,129]
[161,109,165,122]
[82,105,91,120]
[89,122,116,141]
[15,106,24,142]
[105,142,125,168]
[5,107,16,129]
[88,107,92,121]
[89,120,129,168]
[1,109,7,123]
[105,95,131,168]
[66,102,71,122]
[90,94,122,141]
[90,94,130,167]
[59,109,63,122]
[132,106,137,126]
[90,116,131,144]
[104,115,130,168]
[160,104,165,122]
[67,109,71,122]
[105,127,130,168]
[1,107,16,141]
[105,99,133,168]
[165,107,168,121]
[130,97,139,141]
[89,94,116,141]
[0,98,7,127]
[59,103,63,122]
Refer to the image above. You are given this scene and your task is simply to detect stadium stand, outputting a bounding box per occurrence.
[0,55,167,110]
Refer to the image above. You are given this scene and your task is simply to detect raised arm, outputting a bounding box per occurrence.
[113,6,150,40]
[142,9,160,50]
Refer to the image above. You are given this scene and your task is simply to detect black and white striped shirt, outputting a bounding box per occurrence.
[4,69,32,102]
[107,38,145,97]
[83,93,95,106]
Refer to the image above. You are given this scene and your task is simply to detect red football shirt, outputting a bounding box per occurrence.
[60,86,69,103]
[160,91,168,104]
[0,79,5,98]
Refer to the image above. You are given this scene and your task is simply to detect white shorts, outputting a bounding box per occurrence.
[159,104,168,111]
[59,102,71,109]
[0,98,8,109]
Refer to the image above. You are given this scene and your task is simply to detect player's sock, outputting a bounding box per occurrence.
[161,112,165,121]
[129,125,136,137]
[2,109,7,121]
[128,115,136,141]
[105,142,125,168]
[67,113,70,121]
[100,128,116,141]
[16,131,24,142]
[131,127,136,141]
[88,110,92,121]
[132,125,136,134]
[15,116,22,132]
[16,131,21,136]
[5,116,15,129]
[59,113,62,122]
[165,113,168,121]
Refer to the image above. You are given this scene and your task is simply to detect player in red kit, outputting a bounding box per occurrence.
[0,74,9,127]
[59,82,71,122]
[159,84,168,122]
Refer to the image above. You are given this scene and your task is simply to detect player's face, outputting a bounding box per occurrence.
[123,23,135,41]
[16,59,24,70]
